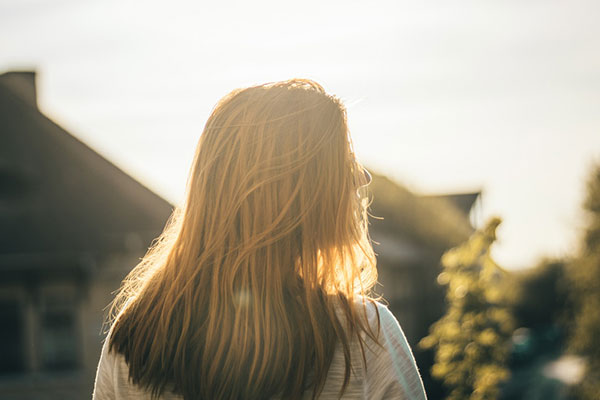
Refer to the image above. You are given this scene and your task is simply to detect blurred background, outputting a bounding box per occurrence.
[1,0,599,398]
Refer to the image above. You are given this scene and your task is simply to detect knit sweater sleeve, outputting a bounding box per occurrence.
[363,302,428,400]
[92,333,116,400]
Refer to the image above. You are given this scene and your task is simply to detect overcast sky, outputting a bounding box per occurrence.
[2,0,599,269]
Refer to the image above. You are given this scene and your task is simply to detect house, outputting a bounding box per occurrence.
[368,176,480,343]
[0,71,173,399]
[368,173,480,397]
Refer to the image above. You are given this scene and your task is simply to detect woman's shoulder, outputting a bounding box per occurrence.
[355,298,428,400]
[331,296,402,344]
[363,299,409,347]
[346,296,397,332]
[327,296,427,399]
[93,327,183,400]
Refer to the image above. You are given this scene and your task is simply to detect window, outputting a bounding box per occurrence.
[40,290,78,370]
[0,299,25,375]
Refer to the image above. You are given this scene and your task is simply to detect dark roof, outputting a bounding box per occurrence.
[420,192,480,217]
[368,172,475,250]
[0,71,173,269]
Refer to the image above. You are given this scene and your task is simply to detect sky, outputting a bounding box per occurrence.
[1,0,599,270]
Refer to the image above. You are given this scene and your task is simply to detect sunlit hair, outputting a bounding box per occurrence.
[107,79,379,399]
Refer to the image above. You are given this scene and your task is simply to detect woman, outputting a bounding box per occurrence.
[93,79,427,399]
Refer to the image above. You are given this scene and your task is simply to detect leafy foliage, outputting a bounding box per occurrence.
[419,217,514,400]
[567,163,600,399]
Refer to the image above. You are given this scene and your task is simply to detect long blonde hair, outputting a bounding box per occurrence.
[107,79,379,399]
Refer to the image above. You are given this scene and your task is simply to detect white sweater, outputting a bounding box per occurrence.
[92,301,427,399]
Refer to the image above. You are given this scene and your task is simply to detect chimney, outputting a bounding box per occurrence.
[0,71,37,107]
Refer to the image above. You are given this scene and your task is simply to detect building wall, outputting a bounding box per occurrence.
[0,251,139,399]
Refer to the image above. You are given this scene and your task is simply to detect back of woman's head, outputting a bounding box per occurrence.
[108,79,379,400]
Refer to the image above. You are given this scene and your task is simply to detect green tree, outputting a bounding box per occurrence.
[568,163,600,399]
[419,217,514,400]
